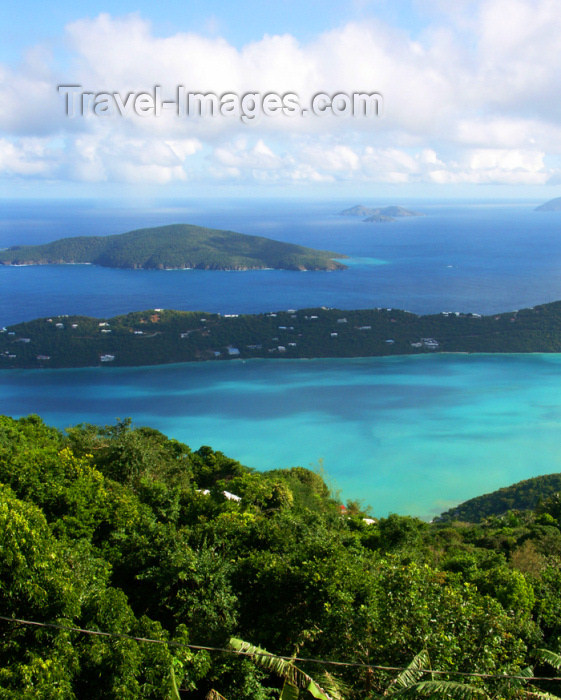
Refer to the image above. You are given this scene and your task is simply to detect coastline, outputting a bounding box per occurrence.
[1,351,559,519]
[4,350,561,373]
[5,299,561,370]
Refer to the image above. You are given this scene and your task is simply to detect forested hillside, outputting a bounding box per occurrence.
[2,414,561,698]
[0,224,345,271]
[5,300,561,369]
[438,473,561,522]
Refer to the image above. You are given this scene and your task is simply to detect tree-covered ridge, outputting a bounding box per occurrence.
[2,414,561,698]
[0,224,346,271]
[6,300,561,368]
[438,473,561,523]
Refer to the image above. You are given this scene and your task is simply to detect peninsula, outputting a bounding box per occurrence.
[437,472,561,523]
[3,300,561,369]
[0,223,346,271]
[339,204,422,222]
[535,197,561,212]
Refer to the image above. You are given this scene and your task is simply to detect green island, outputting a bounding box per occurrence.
[0,223,346,271]
[339,204,422,222]
[2,412,561,698]
[5,300,561,368]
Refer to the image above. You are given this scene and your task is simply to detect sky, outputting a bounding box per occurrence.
[2,0,561,200]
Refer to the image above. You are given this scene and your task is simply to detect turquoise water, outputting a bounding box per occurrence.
[2,353,561,519]
[4,199,561,517]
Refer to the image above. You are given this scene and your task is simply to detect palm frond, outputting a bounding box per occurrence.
[319,671,347,700]
[395,680,488,699]
[228,637,337,700]
[280,680,301,700]
[206,690,229,700]
[534,649,561,671]
[503,662,561,700]
[386,650,431,695]
[170,662,182,699]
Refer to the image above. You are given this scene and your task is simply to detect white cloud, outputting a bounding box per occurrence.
[0,138,57,176]
[1,3,561,186]
[302,144,361,173]
[214,138,283,171]
[429,148,548,185]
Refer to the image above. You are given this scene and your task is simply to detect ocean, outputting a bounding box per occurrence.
[1,197,561,517]
[3,198,561,325]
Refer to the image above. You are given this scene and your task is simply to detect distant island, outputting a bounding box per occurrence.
[339,205,381,217]
[339,204,422,222]
[4,300,561,369]
[535,197,561,212]
[0,223,346,271]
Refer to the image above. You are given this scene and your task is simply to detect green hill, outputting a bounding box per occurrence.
[2,413,561,698]
[437,472,561,522]
[6,300,561,369]
[0,223,346,271]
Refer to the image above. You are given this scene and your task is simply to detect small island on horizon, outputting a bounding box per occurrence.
[0,223,346,271]
[339,204,423,222]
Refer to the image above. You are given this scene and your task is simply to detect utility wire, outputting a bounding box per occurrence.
[1,615,560,683]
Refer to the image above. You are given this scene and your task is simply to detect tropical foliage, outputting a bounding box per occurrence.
[1,414,561,698]
[438,474,561,522]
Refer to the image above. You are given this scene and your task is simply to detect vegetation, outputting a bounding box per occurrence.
[438,473,561,523]
[0,224,345,271]
[6,300,561,368]
[2,413,561,698]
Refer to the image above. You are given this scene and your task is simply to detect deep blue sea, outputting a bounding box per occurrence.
[3,198,561,325]
[2,197,561,517]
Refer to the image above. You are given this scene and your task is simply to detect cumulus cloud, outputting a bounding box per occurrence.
[0,138,57,176]
[0,1,559,186]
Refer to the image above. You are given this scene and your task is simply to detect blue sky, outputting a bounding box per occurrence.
[0,1,428,59]
[2,0,561,199]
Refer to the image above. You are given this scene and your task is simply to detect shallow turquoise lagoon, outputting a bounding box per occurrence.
[2,353,561,519]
